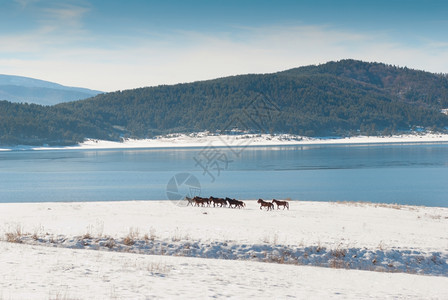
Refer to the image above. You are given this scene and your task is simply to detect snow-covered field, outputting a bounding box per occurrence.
[1,200,447,299]
[2,131,448,151]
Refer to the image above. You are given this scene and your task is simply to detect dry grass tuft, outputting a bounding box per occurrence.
[31,225,44,241]
[5,224,23,243]
[144,227,157,242]
[316,241,324,253]
[335,200,405,210]
[123,236,135,246]
[171,228,189,242]
[262,233,279,245]
[123,228,139,246]
[5,232,22,243]
[331,248,346,259]
[32,232,39,241]
[147,261,170,274]
[82,232,93,240]
[374,203,403,210]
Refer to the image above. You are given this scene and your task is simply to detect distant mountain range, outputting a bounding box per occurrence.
[0,74,102,105]
[1,59,448,146]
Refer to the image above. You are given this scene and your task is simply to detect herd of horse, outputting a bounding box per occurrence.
[257,198,289,210]
[185,196,289,210]
[186,196,246,208]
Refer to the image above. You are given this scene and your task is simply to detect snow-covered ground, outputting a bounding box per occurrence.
[2,131,448,151]
[1,200,447,299]
[2,242,448,300]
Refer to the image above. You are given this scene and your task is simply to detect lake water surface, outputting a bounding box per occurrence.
[1,143,447,207]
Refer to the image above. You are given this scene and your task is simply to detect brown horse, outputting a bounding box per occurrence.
[235,200,245,209]
[226,198,238,208]
[272,199,289,210]
[226,198,245,209]
[257,199,274,211]
[209,196,227,207]
[193,196,210,207]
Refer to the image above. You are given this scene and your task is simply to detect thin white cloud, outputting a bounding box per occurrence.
[14,0,40,9]
[0,1,91,55]
[12,0,91,36]
[40,3,90,32]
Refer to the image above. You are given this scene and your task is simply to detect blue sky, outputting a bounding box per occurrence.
[1,0,447,91]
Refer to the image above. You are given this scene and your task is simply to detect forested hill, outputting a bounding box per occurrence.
[280,60,448,108]
[1,59,448,146]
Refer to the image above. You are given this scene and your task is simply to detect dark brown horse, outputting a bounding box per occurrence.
[226,198,245,209]
[235,200,245,209]
[272,199,289,210]
[257,199,274,211]
[209,196,227,207]
[193,196,210,207]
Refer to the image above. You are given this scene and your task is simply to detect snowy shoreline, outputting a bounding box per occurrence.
[2,132,448,151]
[1,200,447,299]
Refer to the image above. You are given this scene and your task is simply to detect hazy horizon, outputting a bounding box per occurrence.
[1,0,447,92]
